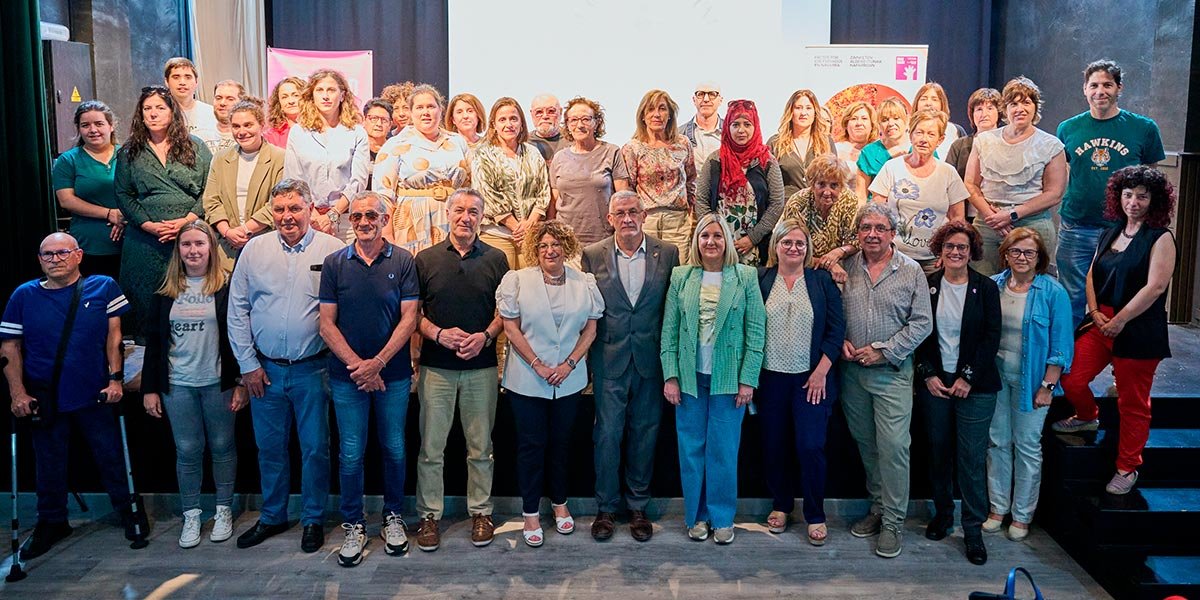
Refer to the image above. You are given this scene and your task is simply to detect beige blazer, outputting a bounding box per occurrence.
[203,141,286,272]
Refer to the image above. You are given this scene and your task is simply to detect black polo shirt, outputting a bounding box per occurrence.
[415,238,509,370]
[319,242,420,382]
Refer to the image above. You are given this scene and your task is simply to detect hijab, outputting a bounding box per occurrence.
[717,99,772,199]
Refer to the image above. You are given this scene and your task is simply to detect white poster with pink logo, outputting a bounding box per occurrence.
[802,44,929,137]
[266,47,374,105]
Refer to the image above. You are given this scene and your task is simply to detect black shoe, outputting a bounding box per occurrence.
[924,512,954,541]
[20,521,73,560]
[121,505,150,542]
[236,520,290,549]
[591,511,616,541]
[628,510,653,542]
[965,537,988,565]
[301,523,325,553]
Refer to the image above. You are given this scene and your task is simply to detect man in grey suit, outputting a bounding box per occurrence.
[581,190,680,542]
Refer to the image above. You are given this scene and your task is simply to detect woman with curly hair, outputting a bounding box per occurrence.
[1054,166,1177,496]
[115,85,213,340]
[769,89,837,198]
[381,81,416,133]
[264,76,304,147]
[548,96,629,247]
[284,69,370,241]
[496,220,604,547]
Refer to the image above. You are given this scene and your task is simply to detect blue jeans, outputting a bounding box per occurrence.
[250,359,330,526]
[164,383,237,511]
[676,373,745,529]
[1056,220,1106,327]
[986,370,1049,524]
[330,377,410,524]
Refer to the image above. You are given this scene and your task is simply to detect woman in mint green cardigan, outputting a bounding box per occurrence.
[661,213,766,545]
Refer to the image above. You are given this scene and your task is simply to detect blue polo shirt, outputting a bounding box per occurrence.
[319,242,419,382]
[0,275,129,413]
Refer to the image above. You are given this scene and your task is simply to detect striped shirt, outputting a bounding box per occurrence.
[840,248,933,365]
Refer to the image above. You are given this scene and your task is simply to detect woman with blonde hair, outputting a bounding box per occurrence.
[912,82,968,158]
[769,89,837,197]
[264,76,305,147]
[284,69,369,241]
[621,89,697,262]
[834,101,878,196]
[855,98,910,200]
[142,220,246,548]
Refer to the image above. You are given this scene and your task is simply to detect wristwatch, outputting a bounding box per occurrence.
[1009,210,1020,223]
[109,371,125,382]
[1040,380,1057,392]
[566,357,578,370]
[483,330,494,346]
[328,208,341,224]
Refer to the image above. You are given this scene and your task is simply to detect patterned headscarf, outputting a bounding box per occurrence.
[718,99,772,199]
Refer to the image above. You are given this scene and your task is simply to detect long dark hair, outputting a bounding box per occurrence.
[123,85,197,167]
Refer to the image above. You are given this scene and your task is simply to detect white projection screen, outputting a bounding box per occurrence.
[448,0,832,142]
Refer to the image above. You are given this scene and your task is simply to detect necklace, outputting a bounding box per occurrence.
[1008,278,1032,292]
[541,269,565,285]
[1121,224,1141,239]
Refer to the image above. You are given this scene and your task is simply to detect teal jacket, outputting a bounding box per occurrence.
[661,264,766,397]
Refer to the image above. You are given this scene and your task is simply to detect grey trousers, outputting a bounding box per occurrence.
[593,364,663,513]
[841,358,914,529]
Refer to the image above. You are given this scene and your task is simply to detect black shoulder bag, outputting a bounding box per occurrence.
[29,277,86,426]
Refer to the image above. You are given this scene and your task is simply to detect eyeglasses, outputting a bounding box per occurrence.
[942,243,970,253]
[777,240,808,249]
[857,224,894,233]
[532,108,560,117]
[1005,248,1039,260]
[535,242,563,252]
[566,116,595,126]
[694,91,719,100]
[610,209,642,219]
[348,211,382,223]
[38,248,79,262]
[364,115,390,124]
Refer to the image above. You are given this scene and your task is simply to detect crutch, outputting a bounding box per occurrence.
[112,399,148,550]
[5,354,27,582]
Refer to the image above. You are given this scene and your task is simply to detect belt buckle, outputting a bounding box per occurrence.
[431,186,449,201]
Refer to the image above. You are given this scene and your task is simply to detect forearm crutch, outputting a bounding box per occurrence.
[6,415,27,582]
[114,405,148,550]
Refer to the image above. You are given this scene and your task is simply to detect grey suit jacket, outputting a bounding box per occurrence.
[581,234,679,382]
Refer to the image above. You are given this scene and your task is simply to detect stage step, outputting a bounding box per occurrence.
[1049,394,1200,429]
[1134,556,1200,600]
[1078,488,1200,548]
[1051,428,1200,487]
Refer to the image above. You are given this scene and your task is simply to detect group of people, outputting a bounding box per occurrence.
[2,56,1176,570]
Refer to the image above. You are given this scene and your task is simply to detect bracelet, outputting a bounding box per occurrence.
[436,328,443,345]
[531,356,542,368]
[372,356,387,368]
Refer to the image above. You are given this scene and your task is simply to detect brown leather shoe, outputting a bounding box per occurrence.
[416,514,440,552]
[471,514,495,547]
[591,511,616,541]
[629,510,653,542]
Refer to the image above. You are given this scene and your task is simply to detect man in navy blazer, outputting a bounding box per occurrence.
[581,191,680,542]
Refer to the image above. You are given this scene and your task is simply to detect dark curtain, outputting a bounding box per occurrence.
[831,0,993,123]
[0,0,57,299]
[269,0,449,97]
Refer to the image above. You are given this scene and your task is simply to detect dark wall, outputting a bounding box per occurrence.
[269,0,449,98]
[992,0,1193,150]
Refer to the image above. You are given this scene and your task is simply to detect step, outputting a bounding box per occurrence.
[1135,556,1200,600]
[1048,394,1200,429]
[1051,429,1200,486]
[1079,488,1200,548]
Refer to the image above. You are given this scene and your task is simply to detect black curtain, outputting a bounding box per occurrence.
[831,0,993,123]
[268,0,449,97]
[0,0,57,299]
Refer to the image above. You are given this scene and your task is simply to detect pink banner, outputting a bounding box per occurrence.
[266,47,374,103]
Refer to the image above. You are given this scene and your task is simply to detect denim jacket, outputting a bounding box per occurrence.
[991,270,1074,412]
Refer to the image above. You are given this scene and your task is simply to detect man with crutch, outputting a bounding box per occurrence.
[1,233,143,561]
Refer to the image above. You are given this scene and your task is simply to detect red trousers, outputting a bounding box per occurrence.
[1060,306,1161,472]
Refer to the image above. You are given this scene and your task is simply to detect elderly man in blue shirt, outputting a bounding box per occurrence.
[227,178,345,553]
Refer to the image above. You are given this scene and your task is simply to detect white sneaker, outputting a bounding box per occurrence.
[210,505,233,542]
[338,523,366,567]
[179,509,202,548]
[381,512,409,555]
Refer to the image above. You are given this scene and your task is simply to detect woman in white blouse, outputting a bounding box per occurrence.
[497,220,604,548]
[283,69,369,241]
[966,77,1067,275]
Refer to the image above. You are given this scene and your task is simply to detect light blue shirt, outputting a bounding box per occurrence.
[283,123,370,238]
[614,236,647,307]
[227,227,347,373]
[991,271,1075,411]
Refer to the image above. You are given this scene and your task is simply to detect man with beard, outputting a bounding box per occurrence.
[528,93,566,161]
[210,80,247,155]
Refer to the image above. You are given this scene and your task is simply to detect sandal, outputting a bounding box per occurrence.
[766,511,789,534]
[522,512,545,547]
[551,502,574,534]
[807,523,828,546]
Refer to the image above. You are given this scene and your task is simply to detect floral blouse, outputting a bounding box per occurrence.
[780,187,860,258]
[470,141,550,237]
[621,136,696,211]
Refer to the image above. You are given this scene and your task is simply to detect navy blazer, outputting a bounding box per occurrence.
[141,282,241,394]
[914,268,1002,393]
[757,267,845,373]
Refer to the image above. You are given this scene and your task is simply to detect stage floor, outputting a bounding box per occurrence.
[0,498,1110,599]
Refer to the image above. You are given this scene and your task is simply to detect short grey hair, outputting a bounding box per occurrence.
[350,190,390,214]
[608,190,643,212]
[855,203,898,231]
[447,187,485,211]
[271,178,313,205]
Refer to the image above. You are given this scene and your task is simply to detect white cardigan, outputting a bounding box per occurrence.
[497,266,604,397]
[283,123,370,240]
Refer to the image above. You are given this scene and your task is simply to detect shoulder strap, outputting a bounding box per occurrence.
[50,276,87,398]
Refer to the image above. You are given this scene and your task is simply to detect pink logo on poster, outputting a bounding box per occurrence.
[895,56,919,81]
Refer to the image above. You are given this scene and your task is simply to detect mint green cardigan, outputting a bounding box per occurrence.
[660,264,766,397]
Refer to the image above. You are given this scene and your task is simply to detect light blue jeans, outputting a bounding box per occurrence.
[164,383,237,512]
[1056,220,1106,327]
[330,377,410,525]
[251,359,330,526]
[986,370,1049,524]
[676,373,744,529]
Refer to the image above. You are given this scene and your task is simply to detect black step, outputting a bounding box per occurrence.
[1051,429,1200,486]
[1079,488,1200,548]
[1049,394,1200,429]
[1135,556,1200,600]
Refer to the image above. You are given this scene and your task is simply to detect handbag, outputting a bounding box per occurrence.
[28,277,86,426]
[969,567,1044,599]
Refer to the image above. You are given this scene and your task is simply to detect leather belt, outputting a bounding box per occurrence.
[257,349,328,366]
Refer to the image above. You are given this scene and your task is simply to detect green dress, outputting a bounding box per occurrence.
[114,136,212,339]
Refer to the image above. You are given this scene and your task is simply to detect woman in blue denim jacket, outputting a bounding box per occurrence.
[984,227,1073,542]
